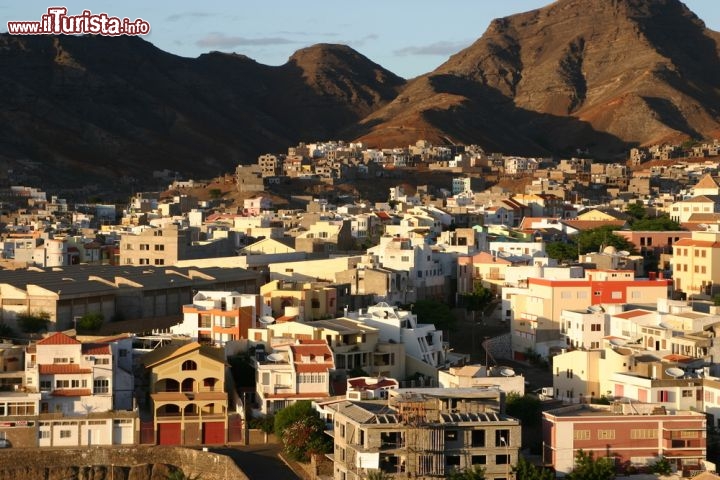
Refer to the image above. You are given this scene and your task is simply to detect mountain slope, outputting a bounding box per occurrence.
[0,35,404,187]
[353,0,720,156]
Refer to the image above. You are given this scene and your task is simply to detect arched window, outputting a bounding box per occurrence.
[181,378,195,392]
[203,378,218,391]
[181,360,197,371]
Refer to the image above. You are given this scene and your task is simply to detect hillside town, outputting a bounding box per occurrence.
[3,138,720,479]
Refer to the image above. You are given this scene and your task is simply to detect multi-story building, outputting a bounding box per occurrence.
[174,291,269,352]
[672,229,720,296]
[254,339,335,414]
[348,303,460,378]
[543,403,707,476]
[327,387,520,480]
[260,280,338,321]
[509,270,671,359]
[119,224,235,267]
[142,341,229,446]
[25,332,113,415]
[367,235,445,301]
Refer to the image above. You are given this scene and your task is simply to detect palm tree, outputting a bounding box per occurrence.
[365,470,391,480]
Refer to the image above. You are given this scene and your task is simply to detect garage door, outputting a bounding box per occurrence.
[158,423,182,445]
[202,421,225,445]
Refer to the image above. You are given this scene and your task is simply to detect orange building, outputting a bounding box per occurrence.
[142,342,230,446]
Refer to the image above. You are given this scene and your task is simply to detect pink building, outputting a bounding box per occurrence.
[543,403,706,476]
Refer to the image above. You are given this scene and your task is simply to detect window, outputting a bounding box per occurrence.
[682,390,693,398]
[94,378,109,394]
[119,349,128,358]
[594,291,601,296]
[496,454,510,465]
[611,291,622,299]
[181,360,198,371]
[154,244,164,251]
[566,369,573,379]
[495,430,510,447]
[401,256,409,262]
[658,390,669,402]
[154,259,165,265]
[597,430,615,440]
[140,244,150,251]
[574,430,590,440]
[471,455,486,465]
[466,429,485,448]
[56,380,69,389]
[446,455,461,467]
[445,430,458,442]
[40,380,51,391]
[591,324,601,331]
[60,430,72,438]
[39,431,50,439]
[631,429,658,439]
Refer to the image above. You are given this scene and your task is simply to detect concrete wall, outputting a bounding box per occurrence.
[0,445,249,480]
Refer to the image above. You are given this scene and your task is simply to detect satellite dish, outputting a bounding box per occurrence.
[609,338,626,347]
[618,250,630,257]
[259,315,275,325]
[500,368,515,377]
[665,367,685,378]
[588,305,604,313]
[266,353,284,362]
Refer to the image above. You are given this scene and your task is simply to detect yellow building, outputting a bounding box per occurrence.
[142,342,229,446]
[260,280,338,321]
[672,230,720,296]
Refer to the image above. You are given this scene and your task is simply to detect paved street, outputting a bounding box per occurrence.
[212,444,301,480]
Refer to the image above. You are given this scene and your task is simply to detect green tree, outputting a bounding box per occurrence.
[625,201,646,221]
[17,312,50,333]
[411,299,457,332]
[76,312,104,332]
[281,414,331,462]
[545,241,578,262]
[505,393,542,428]
[0,323,15,338]
[630,214,683,231]
[209,188,223,199]
[513,456,555,480]
[274,400,317,438]
[575,226,635,255]
[446,465,486,480]
[566,450,614,480]
[649,456,673,475]
[460,285,493,316]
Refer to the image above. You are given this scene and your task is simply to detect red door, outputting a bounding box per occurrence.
[202,421,225,445]
[158,423,182,445]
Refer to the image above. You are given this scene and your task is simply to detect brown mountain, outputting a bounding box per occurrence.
[0,35,404,187]
[353,0,720,156]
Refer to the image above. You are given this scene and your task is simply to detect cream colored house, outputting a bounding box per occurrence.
[255,339,335,414]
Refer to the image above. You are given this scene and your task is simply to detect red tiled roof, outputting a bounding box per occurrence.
[375,211,391,220]
[82,344,111,355]
[348,378,397,389]
[276,315,297,323]
[291,344,332,357]
[674,239,720,247]
[37,332,80,345]
[39,364,92,374]
[264,391,330,399]
[52,389,92,397]
[663,354,693,363]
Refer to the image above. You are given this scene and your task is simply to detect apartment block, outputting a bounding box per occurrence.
[327,387,520,480]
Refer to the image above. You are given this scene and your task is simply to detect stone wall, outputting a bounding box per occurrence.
[0,445,249,480]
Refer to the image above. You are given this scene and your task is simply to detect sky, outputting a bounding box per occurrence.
[3,1,720,79]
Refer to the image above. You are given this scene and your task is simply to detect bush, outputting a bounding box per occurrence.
[76,313,104,332]
[17,312,50,333]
